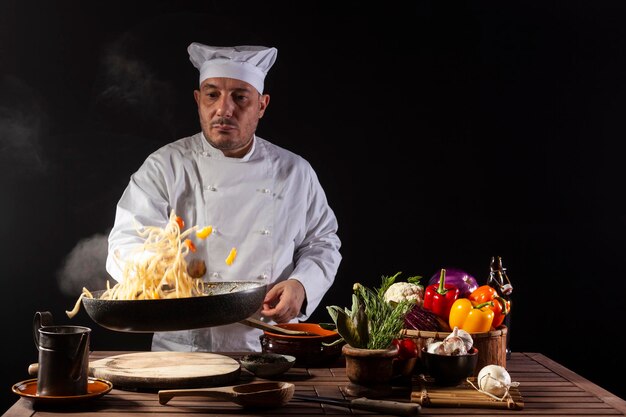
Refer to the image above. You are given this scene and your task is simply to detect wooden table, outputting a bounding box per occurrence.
[4,351,626,416]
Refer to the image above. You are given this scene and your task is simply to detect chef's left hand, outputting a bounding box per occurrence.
[261,279,306,323]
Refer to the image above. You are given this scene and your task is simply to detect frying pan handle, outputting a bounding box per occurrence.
[239,317,309,335]
[158,387,233,405]
[350,397,421,416]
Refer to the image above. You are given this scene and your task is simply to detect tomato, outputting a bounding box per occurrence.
[392,338,418,359]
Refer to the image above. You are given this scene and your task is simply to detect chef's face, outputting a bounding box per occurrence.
[194,77,269,158]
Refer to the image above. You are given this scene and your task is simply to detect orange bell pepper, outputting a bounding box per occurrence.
[184,239,196,252]
[469,285,510,328]
[448,298,494,333]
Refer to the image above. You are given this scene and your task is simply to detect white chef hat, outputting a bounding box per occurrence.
[188,42,278,94]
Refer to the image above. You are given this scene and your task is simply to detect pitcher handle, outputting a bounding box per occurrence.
[71,330,90,381]
[33,311,54,350]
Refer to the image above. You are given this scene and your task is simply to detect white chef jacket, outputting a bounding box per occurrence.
[105,132,342,352]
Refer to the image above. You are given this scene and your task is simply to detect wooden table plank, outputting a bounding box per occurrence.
[4,351,626,417]
[523,352,626,415]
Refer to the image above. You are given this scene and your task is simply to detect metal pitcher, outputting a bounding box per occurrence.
[33,311,91,396]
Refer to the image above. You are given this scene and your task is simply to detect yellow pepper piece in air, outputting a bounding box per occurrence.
[225,247,237,266]
[196,226,213,239]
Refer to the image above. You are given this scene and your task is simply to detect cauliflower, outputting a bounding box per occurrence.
[383,282,424,306]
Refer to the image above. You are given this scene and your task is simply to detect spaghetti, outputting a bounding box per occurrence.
[66,210,225,318]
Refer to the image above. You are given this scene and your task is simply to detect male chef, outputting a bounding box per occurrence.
[105,43,342,351]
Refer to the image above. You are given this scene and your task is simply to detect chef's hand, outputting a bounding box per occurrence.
[260,279,306,323]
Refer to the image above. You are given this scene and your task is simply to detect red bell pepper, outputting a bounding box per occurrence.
[469,285,510,328]
[422,269,460,321]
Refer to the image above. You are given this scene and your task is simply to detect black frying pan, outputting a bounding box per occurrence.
[82,282,266,333]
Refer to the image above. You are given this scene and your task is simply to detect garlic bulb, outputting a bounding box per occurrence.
[442,335,467,355]
[477,365,513,397]
[427,328,475,356]
[446,327,473,351]
[440,327,471,355]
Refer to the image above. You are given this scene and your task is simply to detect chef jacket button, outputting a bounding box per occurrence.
[261,229,271,235]
[260,273,269,281]
[205,185,217,191]
[212,272,220,278]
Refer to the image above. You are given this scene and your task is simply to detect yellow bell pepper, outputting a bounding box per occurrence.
[196,226,213,239]
[448,298,494,333]
[225,247,237,266]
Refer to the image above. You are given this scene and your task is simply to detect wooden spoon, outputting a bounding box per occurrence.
[239,318,316,336]
[158,381,295,408]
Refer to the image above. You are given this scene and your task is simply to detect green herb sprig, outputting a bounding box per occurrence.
[326,272,416,350]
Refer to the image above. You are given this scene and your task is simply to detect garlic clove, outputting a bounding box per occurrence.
[427,341,445,354]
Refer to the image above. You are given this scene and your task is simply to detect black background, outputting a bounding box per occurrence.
[1,0,625,411]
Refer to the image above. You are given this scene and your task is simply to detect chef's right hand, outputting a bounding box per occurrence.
[260,279,305,323]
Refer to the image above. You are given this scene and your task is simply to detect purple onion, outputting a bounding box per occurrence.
[427,268,479,298]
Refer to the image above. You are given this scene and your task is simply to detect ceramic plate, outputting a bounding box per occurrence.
[12,377,113,406]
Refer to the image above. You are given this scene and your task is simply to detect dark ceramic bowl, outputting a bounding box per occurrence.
[421,347,479,386]
[239,353,296,378]
[260,323,344,367]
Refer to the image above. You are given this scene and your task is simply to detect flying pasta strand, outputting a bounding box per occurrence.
[66,210,217,318]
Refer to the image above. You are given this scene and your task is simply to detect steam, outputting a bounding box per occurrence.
[0,75,48,178]
[94,34,175,127]
[99,45,159,106]
[56,232,111,296]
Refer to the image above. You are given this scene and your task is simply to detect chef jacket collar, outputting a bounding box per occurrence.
[199,133,257,162]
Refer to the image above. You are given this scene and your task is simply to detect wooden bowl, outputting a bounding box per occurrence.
[405,326,507,376]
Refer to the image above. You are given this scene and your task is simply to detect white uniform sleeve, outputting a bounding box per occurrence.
[289,168,342,320]
[106,155,171,282]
